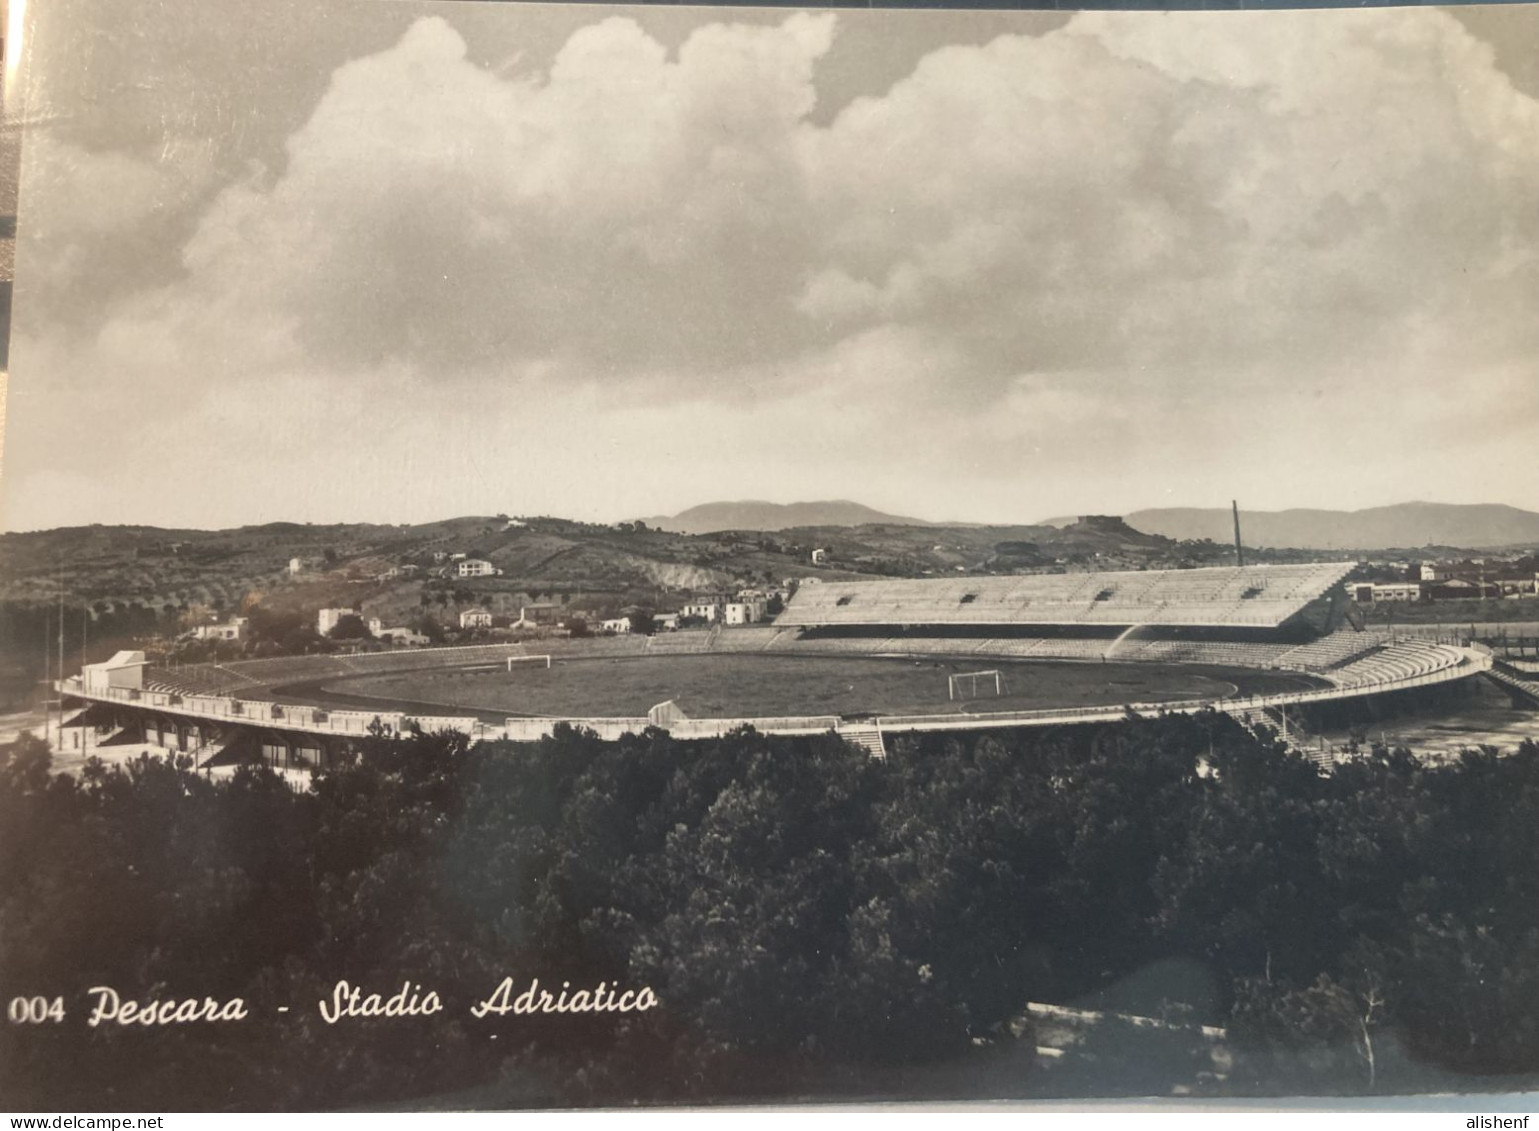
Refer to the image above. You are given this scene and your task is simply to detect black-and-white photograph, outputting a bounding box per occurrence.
[1,0,1537,1112]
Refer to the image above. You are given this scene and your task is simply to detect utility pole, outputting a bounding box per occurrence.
[58,579,66,750]
[1232,500,1246,568]
[82,605,90,760]
[42,606,52,748]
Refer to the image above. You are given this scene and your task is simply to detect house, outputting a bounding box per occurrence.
[317,607,360,635]
[681,600,722,623]
[287,557,304,576]
[600,617,632,634]
[457,558,499,578]
[459,610,494,629]
[811,548,827,565]
[192,617,248,643]
[724,600,767,626]
[374,626,429,646]
[652,613,680,632]
[514,603,563,628]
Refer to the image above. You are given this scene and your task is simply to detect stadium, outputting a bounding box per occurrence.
[59,562,1493,772]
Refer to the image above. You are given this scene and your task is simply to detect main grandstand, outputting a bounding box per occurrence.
[57,562,1491,771]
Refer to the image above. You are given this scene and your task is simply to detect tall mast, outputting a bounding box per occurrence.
[42,605,52,746]
[1232,500,1245,568]
[58,578,66,748]
[82,605,90,760]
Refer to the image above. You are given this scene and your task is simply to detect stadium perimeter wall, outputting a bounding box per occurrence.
[59,640,1491,752]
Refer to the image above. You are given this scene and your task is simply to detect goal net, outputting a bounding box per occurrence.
[948,669,1005,701]
[506,654,552,671]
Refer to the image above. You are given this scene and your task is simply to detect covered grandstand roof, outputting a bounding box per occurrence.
[774,562,1356,630]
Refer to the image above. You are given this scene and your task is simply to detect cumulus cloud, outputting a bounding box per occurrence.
[5,5,1537,530]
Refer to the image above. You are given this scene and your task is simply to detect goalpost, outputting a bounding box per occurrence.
[507,654,552,671]
[949,669,1004,701]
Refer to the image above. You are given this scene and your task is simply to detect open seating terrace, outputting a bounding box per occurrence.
[776,562,1355,630]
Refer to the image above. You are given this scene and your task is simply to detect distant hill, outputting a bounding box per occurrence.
[1049,503,1539,550]
[641,500,936,535]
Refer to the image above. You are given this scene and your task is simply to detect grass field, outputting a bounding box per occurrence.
[287,654,1328,721]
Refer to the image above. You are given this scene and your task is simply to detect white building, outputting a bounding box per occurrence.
[652,613,680,632]
[192,617,248,642]
[811,548,827,565]
[457,559,499,578]
[600,617,632,634]
[317,607,360,635]
[288,557,304,576]
[374,626,430,646]
[515,603,562,628]
[1350,582,1422,604]
[82,651,148,695]
[681,601,722,623]
[724,600,767,626]
[459,610,494,628]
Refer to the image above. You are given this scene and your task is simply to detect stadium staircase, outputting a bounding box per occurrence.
[189,732,242,771]
[836,721,886,760]
[1227,704,1337,770]
[1482,664,1539,708]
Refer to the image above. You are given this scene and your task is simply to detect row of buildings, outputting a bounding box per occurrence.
[1350,559,1539,604]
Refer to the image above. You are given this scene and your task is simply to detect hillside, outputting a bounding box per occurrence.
[0,511,1213,709]
[640,500,935,535]
[1045,503,1539,551]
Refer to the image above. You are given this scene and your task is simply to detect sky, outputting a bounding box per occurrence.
[2,0,1536,532]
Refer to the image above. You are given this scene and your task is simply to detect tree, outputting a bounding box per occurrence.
[328,614,372,640]
[627,608,656,636]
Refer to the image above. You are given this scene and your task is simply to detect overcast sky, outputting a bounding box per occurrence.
[2,1,1536,532]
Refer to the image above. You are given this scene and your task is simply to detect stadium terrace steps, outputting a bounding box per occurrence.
[1326,641,1467,687]
[645,632,717,654]
[1483,665,1539,706]
[213,643,538,690]
[776,562,1355,630]
[1274,631,1387,673]
[836,722,886,760]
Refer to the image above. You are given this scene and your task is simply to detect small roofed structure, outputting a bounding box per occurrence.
[82,650,149,695]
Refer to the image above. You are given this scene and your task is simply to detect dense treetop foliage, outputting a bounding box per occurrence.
[1,715,1536,1109]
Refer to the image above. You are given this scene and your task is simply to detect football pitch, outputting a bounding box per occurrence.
[286,653,1327,721]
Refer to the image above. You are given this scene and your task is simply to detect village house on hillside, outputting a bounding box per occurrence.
[190,616,248,642]
[514,603,563,629]
[724,599,767,625]
[316,607,359,635]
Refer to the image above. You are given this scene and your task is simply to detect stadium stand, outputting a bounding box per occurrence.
[1274,630,1388,673]
[776,563,1355,630]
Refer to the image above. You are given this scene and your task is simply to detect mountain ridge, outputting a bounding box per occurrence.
[638,499,937,535]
